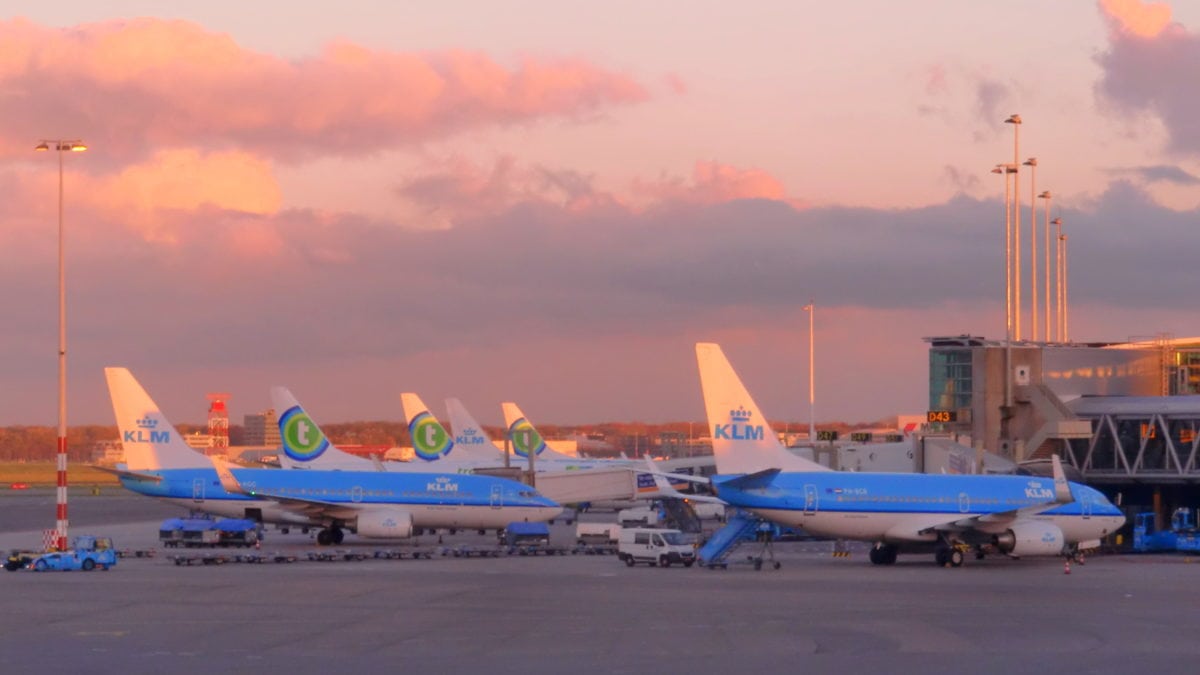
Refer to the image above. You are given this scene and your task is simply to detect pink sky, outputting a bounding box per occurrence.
[3,1,1200,428]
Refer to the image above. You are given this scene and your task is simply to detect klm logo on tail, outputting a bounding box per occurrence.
[124,416,170,444]
[455,427,486,445]
[713,406,764,441]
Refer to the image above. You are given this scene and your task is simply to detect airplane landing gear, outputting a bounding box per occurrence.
[315,527,345,546]
[935,543,964,567]
[869,543,898,565]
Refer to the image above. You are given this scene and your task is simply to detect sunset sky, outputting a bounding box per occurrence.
[4,1,1200,430]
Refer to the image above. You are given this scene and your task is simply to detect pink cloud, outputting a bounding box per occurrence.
[1099,0,1174,39]
[1095,1,1200,155]
[633,160,806,209]
[0,18,648,162]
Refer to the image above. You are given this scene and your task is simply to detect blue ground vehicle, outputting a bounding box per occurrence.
[160,516,260,548]
[1133,508,1200,553]
[26,536,118,571]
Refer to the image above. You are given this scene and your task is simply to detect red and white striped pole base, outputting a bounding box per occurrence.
[56,435,68,550]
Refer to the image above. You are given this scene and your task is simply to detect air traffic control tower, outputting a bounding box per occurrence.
[926,335,1200,509]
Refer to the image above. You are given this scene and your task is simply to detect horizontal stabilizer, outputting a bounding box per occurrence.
[718,468,781,491]
[91,465,162,483]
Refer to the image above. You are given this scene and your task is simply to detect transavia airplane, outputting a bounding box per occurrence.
[104,368,561,545]
[693,342,1125,567]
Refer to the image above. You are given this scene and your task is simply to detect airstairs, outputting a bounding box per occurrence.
[696,511,767,568]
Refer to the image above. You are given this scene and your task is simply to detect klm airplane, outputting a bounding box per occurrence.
[695,343,1125,567]
[278,389,673,494]
[105,368,561,545]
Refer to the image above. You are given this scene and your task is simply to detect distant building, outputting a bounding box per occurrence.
[243,409,282,448]
[184,432,215,452]
[90,440,123,466]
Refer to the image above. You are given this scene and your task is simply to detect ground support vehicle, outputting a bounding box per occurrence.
[617,527,696,568]
[1133,509,1200,553]
[24,536,118,572]
[575,522,620,546]
[160,517,260,548]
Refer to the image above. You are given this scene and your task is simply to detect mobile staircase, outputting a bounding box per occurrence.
[697,511,779,570]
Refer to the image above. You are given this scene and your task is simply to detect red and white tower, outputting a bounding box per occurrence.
[207,393,230,455]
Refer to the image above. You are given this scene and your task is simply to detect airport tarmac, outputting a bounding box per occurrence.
[3,489,1200,673]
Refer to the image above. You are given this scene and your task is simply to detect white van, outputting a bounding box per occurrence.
[617,528,696,568]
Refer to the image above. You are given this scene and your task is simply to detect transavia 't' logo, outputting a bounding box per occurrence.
[124,415,170,444]
[714,405,764,441]
[279,406,329,461]
[409,412,453,461]
[509,419,545,457]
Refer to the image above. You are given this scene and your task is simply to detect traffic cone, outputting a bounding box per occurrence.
[1063,559,1071,575]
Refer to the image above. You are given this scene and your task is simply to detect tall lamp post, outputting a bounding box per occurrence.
[1005,114,1022,340]
[803,302,815,443]
[991,164,1017,342]
[1023,158,1038,340]
[1038,191,1053,341]
[35,138,87,551]
[1052,217,1064,341]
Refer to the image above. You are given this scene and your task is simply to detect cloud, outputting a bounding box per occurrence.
[1095,1,1200,156]
[1099,0,1173,39]
[632,160,806,209]
[1105,164,1200,185]
[2,172,1198,424]
[0,17,648,162]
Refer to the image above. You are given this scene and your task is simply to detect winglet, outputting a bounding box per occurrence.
[212,457,248,495]
[1052,454,1072,504]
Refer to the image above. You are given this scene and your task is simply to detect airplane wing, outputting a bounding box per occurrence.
[90,465,163,483]
[642,458,726,504]
[918,455,1075,536]
[212,458,361,520]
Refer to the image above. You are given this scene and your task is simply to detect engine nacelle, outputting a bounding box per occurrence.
[355,510,414,539]
[993,521,1065,556]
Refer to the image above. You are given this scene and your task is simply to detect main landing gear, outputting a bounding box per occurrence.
[868,543,898,565]
[316,527,345,546]
[934,542,964,567]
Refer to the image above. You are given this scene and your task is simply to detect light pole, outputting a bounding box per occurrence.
[991,164,1017,342]
[35,138,87,551]
[1061,225,1070,342]
[1005,114,1022,340]
[1052,217,1064,341]
[803,302,815,444]
[1038,191,1053,341]
[1024,158,1038,340]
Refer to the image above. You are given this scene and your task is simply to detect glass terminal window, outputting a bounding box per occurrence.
[929,348,973,412]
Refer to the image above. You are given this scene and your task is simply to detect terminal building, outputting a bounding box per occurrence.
[926,334,1200,515]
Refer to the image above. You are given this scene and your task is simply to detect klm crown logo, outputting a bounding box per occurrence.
[125,416,169,444]
[463,427,477,435]
[714,405,764,442]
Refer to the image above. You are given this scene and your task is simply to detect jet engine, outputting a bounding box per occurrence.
[355,510,414,539]
[993,521,1065,556]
